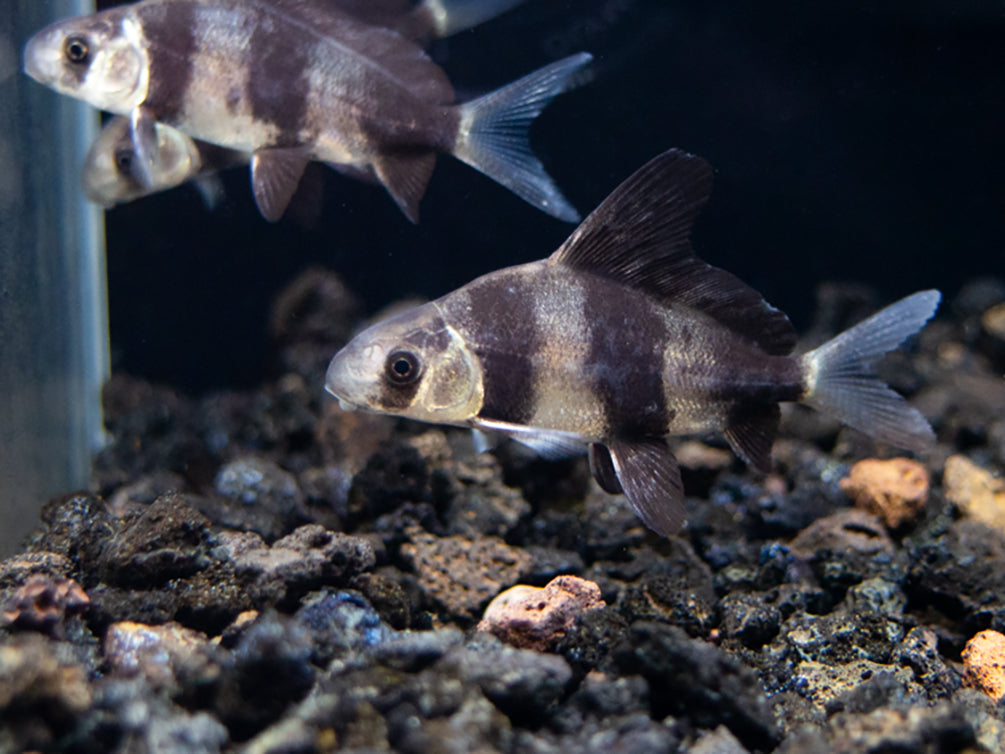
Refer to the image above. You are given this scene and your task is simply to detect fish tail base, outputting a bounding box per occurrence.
[799,290,940,451]
[453,52,593,221]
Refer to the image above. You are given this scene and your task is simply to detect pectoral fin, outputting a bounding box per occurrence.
[607,438,685,536]
[474,418,585,460]
[251,148,311,222]
[129,107,160,190]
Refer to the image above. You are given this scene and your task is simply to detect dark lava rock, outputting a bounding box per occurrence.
[349,439,432,522]
[558,605,631,676]
[98,494,214,587]
[437,632,574,725]
[214,610,316,740]
[25,493,115,578]
[400,529,532,624]
[90,677,230,754]
[790,509,899,599]
[294,589,391,665]
[211,455,308,542]
[719,591,782,650]
[615,539,717,637]
[0,634,94,751]
[614,621,779,751]
[906,519,1005,641]
[220,524,376,608]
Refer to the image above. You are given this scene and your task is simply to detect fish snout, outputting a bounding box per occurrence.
[324,341,387,408]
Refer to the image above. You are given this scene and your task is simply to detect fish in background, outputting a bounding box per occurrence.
[24,0,590,222]
[82,115,242,209]
[78,0,534,212]
[324,149,940,537]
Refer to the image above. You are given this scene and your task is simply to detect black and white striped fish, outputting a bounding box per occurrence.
[23,0,588,222]
[82,115,243,208]
[324,149,940,536]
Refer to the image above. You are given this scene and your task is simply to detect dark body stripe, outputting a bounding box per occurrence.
[460,274,541,425]
[135,2,198,123]
[248,19,311,143]
[579,273,672,438]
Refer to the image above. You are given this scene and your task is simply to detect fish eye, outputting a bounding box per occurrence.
[385,350,421,385]
[64,36,90,65]
[113,148,134,174]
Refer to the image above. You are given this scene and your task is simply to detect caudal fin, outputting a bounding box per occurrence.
[453,52,593,221]
[800,290,940,451]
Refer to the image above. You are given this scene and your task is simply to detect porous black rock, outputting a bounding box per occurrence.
[614,621,780,751]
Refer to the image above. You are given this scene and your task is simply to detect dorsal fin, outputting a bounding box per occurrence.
[548,149,797,355]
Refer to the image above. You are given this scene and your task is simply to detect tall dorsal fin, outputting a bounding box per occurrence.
[548,149,797,355]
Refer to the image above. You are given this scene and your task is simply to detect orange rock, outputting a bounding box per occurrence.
[962,629,1005,701]
[477,575,605,652]
[838,458,930,528]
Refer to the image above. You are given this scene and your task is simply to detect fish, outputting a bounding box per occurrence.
[23,0,589,222]
[82,115,243,209]
[77,0,532,211]
[324,149,940,536]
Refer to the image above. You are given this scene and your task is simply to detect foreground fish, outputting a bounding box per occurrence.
[79,0,531,210]
[325,149,940,536]
[24,0,588,222]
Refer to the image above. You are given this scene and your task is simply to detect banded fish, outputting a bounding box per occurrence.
[83,115,242,208]
[324,149,940,536]
[77,0,532,212]
[23,0,589,222]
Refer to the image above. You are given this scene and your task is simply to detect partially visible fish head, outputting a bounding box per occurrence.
[23,10,148,113]
[83,116,202,207]
[325,303,483,425]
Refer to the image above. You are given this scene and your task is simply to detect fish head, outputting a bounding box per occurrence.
[23,11,148,113]
[325,303,483,425]
[83,117,202,206]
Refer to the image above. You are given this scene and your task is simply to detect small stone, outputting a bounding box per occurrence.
[1,574,89,636]
[105,621,220,689]
[982,301,1005,340]
[219,525,375,606]
[212,456,307,541]
[944,455,1005,532]
[97,494,214,587]
[400,529,532,623]
[477,575,605,652]
[437,632,573,723]
[962,629,1005,701]
[839,458,930,528]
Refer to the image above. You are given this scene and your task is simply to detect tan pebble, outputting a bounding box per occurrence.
[982,302,1005,340]
[944,455,1005,532]
[477,575,605,652]
[839,458,930,528]
[962,629,1005,701]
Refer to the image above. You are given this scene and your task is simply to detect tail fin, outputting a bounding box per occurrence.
[800,290,940,451]
[417,0,529,38]
[453,52,593,221]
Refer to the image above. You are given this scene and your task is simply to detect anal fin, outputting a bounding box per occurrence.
[607,438,685,536]
[373,151,437,223]
[251,148,311,222]
[723,404,779,473]
[589,443,623,494]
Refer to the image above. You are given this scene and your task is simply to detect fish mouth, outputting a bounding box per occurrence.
[22,36,46,83]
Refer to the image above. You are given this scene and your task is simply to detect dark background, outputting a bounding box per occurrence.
[95,0,1004,393]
